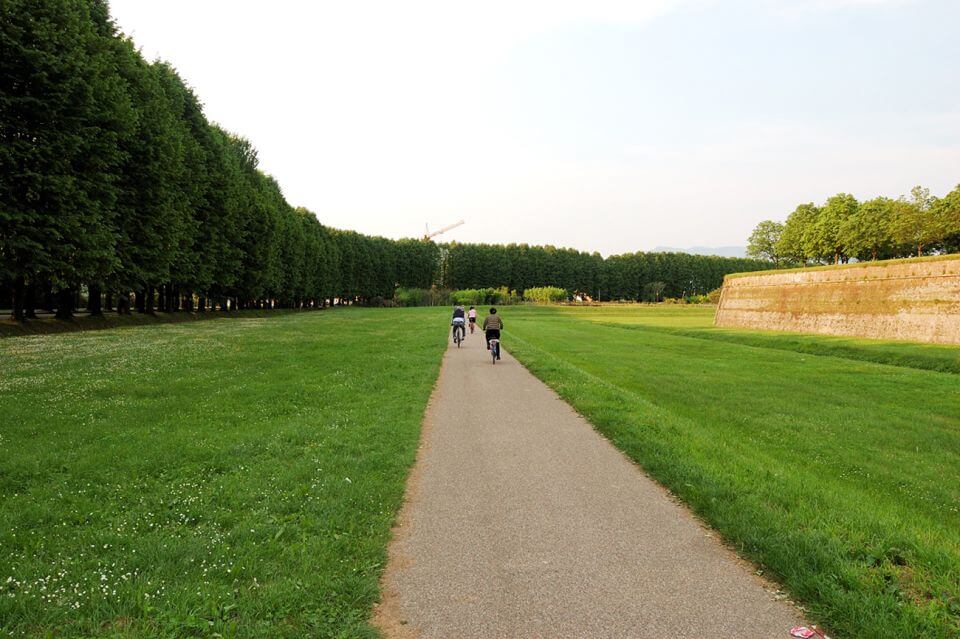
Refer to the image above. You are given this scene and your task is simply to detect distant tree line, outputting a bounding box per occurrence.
[747,186,960,267]
[443,243,767,301]
[1,1,767,319]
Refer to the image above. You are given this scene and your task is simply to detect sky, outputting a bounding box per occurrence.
[109,0,960,255]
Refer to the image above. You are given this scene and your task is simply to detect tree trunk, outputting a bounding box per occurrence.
[42,287,55,313]
[197,296,206,312]
[24,280,37,319]
[135,290,146,313]
[105,291,113,312]
[10,276,25,321]
[55,288,74,320]
[87,284,103,316]
[144,286,155,314]
[117,292,130,315]
[157,285,167,313]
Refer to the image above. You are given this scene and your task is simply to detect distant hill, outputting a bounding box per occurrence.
[651,246,748,258]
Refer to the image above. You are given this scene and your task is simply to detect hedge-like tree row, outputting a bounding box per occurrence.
[0,1,439,319]
[442,243,768,301]
[1,1,768,318]
[747,186,960,267]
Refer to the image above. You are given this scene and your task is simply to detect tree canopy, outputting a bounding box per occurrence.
[748,184,960,267]
[2,1,772,317]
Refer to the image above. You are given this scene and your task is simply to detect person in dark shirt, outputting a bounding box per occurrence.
[482,307,503,357]
[451,304,466,341]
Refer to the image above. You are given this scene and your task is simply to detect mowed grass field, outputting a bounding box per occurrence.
[0,308,447,638]
[506,305,960,639]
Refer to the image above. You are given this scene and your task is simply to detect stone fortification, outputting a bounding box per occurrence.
[714,255,960,345]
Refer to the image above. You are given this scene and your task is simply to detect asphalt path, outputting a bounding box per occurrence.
[374,328,804,638]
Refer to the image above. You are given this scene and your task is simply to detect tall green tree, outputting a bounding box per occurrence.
[1,0,134,318]
[747,220,785,266]
[936,184,960,254]
[813,193,859,264]
[776,203,820,266]
[111,40,193,310]
[838,196,895,261]
[890,186,943,257]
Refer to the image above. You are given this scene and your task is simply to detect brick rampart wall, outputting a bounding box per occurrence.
[714,256,960,345]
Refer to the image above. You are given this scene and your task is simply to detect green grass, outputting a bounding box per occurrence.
[0,309,300,339]
[0,308,447,638]
[553,304,960,374]
[723,251,960,279]
[505,305,960,639]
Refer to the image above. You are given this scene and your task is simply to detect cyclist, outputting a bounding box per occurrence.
[467,306,477,333]
[482,307,503,359]
[451,304,466,342]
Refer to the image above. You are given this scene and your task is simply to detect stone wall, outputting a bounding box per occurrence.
[714,255,960,345]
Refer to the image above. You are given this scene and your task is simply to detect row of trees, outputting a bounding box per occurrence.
[747,185,960,266]
[1,1,767,318]
[443,243,767,301]
[1,0,438,319]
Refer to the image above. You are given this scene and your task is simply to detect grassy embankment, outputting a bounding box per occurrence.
[0,308,446,638]
[506,304,960,639]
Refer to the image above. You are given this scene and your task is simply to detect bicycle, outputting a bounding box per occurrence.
[489,338,500,364]
[452,321,465,348]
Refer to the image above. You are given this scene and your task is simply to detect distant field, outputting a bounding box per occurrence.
[0,308,446,638]
[553,304,960,374]
[506,305,960,639]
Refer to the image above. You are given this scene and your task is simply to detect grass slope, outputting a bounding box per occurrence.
[556,305,960,374]
[0,308,446,638]
[506,305,960,639]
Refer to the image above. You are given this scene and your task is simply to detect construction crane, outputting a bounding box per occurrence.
[424,219,464,241]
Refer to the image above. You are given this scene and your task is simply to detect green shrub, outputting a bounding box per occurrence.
[641,281,667,302]
[450,287,521,306]
[523,286,568,303]
[394,287,452,307]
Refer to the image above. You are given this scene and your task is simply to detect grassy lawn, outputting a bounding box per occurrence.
[0,308,446,638]
[505,305,960,639]
[555,304,960,374]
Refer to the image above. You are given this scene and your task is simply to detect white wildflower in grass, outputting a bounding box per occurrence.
[1,309,447,636]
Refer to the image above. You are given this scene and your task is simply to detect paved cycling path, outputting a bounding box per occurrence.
[374,332,803,638]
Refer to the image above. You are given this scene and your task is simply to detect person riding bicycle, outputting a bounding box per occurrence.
[468,306,477,333]
[482,307,503,359]
[451,304,466,341]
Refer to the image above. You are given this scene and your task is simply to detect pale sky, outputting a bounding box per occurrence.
[109,0,960,255]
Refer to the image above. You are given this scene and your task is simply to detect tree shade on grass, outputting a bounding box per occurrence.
[0,308,447,638]
[506,305,960,639]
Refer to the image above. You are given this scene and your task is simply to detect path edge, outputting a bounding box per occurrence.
[502,342,812,625]
[369,347,450,638]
